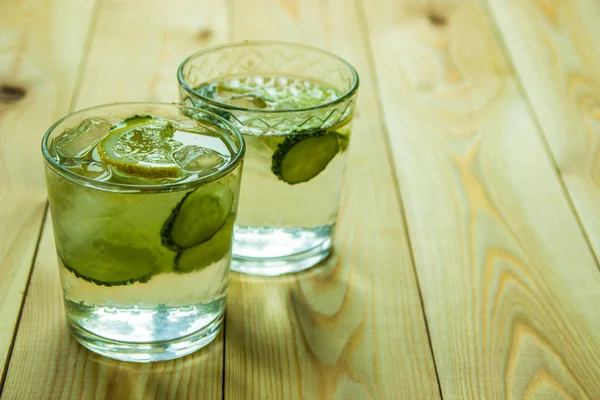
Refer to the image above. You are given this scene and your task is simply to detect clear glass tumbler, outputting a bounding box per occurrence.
[42,102,245,362]
[178,41,359,276]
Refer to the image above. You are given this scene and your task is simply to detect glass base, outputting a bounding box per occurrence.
[67,313,223,362]
[232,225,332,276]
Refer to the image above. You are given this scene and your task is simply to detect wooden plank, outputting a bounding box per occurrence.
[361,0,600,398]
[1,1,228,399]
[486,0,600,261]
[225,1,441,399]
[0,0,96,388]
[75,0,228,108]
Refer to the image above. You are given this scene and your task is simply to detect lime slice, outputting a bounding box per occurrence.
[271,131,339,184]
[98,115,180,178]
[175,216,234,273]
[161,181,233,250]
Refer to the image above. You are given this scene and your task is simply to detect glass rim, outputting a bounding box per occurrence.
[177,40,360,114]
[41,101,246,193]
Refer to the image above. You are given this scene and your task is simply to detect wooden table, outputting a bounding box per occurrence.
[1,0,600,398]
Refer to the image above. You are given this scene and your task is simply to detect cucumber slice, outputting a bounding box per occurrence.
[161,181,233,250]
[271,131,339,184]
[60,240,158,286]
[98,115,180,179]
[174,216,235,273]
[122,115,153,124]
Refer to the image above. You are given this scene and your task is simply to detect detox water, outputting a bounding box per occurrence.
[191,75,354,275]
[44,108,243,361]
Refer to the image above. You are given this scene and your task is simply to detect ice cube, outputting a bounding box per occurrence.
[172,145,227,172]
[54,118,112,159]
[64,161,111,181]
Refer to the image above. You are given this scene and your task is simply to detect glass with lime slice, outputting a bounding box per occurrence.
[178,41,359,276]
[42,102,244,362]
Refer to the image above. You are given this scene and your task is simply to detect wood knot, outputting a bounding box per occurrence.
[196,28,213,41]
[0,85,27,103]
[427,11,447,26]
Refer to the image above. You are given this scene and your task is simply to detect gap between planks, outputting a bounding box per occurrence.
[0,0,102,395]
[480,0,600,274]
[353,0,445,397]
[0,207,48,396]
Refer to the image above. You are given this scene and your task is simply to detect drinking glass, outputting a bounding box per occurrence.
[42,102,244,362]
[178,41,359,276]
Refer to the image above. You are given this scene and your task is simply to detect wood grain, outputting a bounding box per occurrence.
[1,0,228,399]
[225,0,441,399]
[486,0,600,262]
[361,0,600,398]
[0,0,96,387]
[75,0,228,108]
